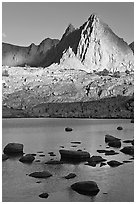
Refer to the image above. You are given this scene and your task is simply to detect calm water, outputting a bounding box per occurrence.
[2,118,134,202]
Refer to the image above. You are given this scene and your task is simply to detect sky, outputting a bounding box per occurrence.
[2,2,134,46]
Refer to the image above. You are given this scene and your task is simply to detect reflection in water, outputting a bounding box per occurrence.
[2,118,134,202]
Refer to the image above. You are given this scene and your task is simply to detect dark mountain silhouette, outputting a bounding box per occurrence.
[2,38,59,67]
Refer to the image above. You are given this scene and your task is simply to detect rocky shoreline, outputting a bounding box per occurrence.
[2,95,134,119]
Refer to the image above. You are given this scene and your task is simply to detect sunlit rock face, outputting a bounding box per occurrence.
[58,14,134,73]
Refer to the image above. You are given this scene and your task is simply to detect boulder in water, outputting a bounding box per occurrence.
[120,146,134,156]
[108,140,121,148]
[64,173,76,179]
[59,149,90,161]
[105,135,120,143]
[117,126,123,130]
[39,193,49,199]
[2,154,9,161]
[19,154,35,163]
[65,127,73,132]
[71,181,100,196]
[45,160,63,165]
[107,160,123,167]
[3,143,23,155]
[29,171,52,178]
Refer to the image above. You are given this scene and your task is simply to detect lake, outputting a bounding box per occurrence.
[2,118,134,202]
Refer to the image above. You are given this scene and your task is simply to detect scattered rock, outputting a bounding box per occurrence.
[85,156,106,167]
[107,160,123,167]
[71,181,100,196]
[19,154,35,163]
[39,193,49,199]
[31,153,37,156]
[108,140,121,148]
[39,154,45,157]
[88,156,106,163]
[49,153,56,156]
[117,126,123,130]
[120,146,134,156]
[45,160,63,165]
[97,150,106,153]
[97,149,119,155]
[65,127,73,132]
[105,135,120,143]
[48,152,54,154]
[3,143,23,155]
[2,154,9,161]
[35,160,40,162]
[64,173,76,179]
[105,150,119,156]
[29,171,52,178]
[85,161,96,167]
[129,157,134,160]
[36,181,42,183]
[59,149,90,161]
[123,160,132,163]
[100,162,107,167]
[60,146,64,148]
[71,141,81,144]
[123,140,134,145]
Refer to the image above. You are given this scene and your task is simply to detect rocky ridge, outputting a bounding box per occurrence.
[2,13,134,118]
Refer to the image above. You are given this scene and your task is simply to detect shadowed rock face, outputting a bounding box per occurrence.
[2,38,59,67]
[129,42,134,53]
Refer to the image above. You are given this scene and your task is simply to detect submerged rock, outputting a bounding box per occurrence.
[19,154,35,163]
[108,140,121,148]
[123,140,134,145]
[64,173,76,179]
[123,160,132,163]
[85,161,96,167]
[117,126,123,130]
[39,154,45,157]
[100,162,107,167]
[39,193,49,199]
[107,160,123,167]
[105,135,120,143]
[85,156,106,167]
[120,146,134,156]
[59,149,90,161]
[105,150,119,156]
[71,141,81,144]
[29,171,52,178]
[65,127,73,132]
[71,181,100,196]
[88,156,106,163]
[2,154,9,161]
[3,143,23,155]
[97,149,119,155]
[45,160,63,165]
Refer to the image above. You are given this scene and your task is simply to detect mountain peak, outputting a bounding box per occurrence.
[88,13,99,22]
[62,23,75,39]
